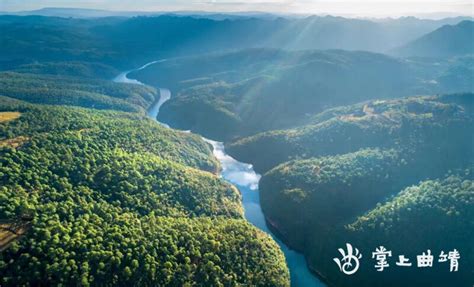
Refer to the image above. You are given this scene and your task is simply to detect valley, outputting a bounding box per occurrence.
[116,64,325,286]
[0,11,472,287]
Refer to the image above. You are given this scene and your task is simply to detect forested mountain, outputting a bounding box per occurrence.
[142,49,417,140]
[0,10,472,287]
[228,93,473,286]
[0,97,290,286]
[131,48,473,140]
[395,20,474,57]
[227,93,474,172]
[0,72,158,113]
[11,61,119,79]
[3,7,145,18]
[0,14,470,70]
[0,25,294,285]
[342,174,473,286]
[0,16,121,69]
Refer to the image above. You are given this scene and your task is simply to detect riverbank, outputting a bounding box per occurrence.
[114,63,325,287]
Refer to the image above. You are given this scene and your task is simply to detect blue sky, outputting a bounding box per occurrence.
[0,0,472,17]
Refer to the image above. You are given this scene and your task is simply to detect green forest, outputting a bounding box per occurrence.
[0,72,158,113]
[131,49,473,141]
[240,94,473,286]
[0,98,289,286]
[0,12,473,287]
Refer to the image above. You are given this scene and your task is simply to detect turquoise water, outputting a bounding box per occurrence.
[203,139,325,287]
[114,64,325,287]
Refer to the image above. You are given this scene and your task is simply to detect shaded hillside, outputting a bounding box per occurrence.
[133,49,473,141]
[0,14,469,70]
[334,174,474,286]
[11,61,119,79]
[228,93,474,173]
[263,161,473,286]
[0,72,158,113]
[134,49,428,140]
[0,15,120,68]
[252,93,473,286]
[394,20,474,57]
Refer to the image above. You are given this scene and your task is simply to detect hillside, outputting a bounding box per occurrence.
[0,15,469,70]
[227,93,474,173]
[251,94,473,286]
[11,61,119,79]
[0,12,472,287]
[133,49,429,140]
[335,174,474,286]
[395,20,474,57]
[312,172,473,287]
[133,49,474,141]
[0,97,290,286]
[0,72,158,113]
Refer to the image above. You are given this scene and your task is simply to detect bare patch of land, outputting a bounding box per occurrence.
[0,220,31,251]
[0,136,29,149]
[0,111,21,123]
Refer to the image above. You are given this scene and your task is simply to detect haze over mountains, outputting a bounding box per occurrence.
[0,12,472,70]
[0,8,473,287]
[0,7,287,19]
[126,13,473,286]
[395,20,474,57]
[130,47,472,140]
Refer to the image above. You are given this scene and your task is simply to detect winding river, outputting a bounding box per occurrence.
[114,63,325,287]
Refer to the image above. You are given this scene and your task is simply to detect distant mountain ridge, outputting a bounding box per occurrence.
[1,7,128,18]
[0,12,472,66]
[0,7,299,19]
[394,20,474,57]
[129,47,473,141]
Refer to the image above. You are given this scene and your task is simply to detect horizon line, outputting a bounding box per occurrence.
[0,6,473,20]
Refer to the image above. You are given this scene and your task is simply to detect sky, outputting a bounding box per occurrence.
[0,0,473,18]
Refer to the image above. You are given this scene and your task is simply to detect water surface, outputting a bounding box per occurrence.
[114,63,325,287]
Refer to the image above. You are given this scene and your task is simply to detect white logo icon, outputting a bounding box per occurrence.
[333,243,362,275]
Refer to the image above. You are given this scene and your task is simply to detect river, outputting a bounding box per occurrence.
[114,63,325,287]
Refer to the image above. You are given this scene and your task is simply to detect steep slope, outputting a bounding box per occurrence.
[250,94,473,286]
[0,72,158,113]
[332,174,474,286]
[134,49,474,141]
[0,15,469,70]
[133,49,429,140]
[228,93,474,173]
[0,97,290,286]
[394,20,474,57]
[290,171,473,287]
[11,61,119,79]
